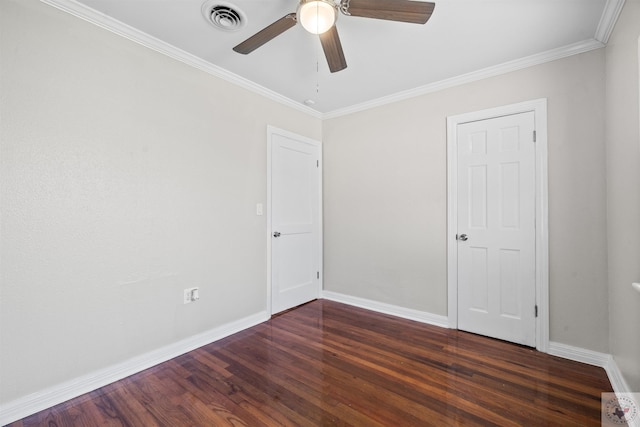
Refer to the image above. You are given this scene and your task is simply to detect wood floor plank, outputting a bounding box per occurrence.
[7,300,613,426]
[270,308,597,425]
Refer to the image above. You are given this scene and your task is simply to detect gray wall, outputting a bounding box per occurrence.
[2,0,637,412]
[0,0,321,404]
[323,49,610,352]
[605,0,640,392]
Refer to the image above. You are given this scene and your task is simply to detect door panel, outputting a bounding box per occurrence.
[469,247,489,312]
[457,112,536,346]
[270,130,321,314]
[469,165,487,228]
[499,248,520,317]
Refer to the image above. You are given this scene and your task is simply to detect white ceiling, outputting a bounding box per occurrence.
[47,0,619,115]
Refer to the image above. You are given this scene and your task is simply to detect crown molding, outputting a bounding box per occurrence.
[40,0,622,121]
[322,38,605,119]
[39,0,323,119]
[595,0,626,43]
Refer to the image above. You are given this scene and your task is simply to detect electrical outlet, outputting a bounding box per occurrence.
[183,287,199,304]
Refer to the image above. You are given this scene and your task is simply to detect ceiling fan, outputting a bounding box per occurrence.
[232,0,436,73]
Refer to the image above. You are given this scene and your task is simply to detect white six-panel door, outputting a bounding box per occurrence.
[456,112,536,346]
[269,127,321,315]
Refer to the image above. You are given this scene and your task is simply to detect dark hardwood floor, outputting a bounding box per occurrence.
[8,300,613,426]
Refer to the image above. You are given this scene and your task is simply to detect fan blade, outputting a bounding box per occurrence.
[233,13,297,54]
[343,0,435,24]
[319,26,347,73]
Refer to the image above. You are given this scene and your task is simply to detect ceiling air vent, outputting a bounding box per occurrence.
[202,1,246,32]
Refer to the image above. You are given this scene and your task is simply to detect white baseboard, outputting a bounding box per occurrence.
[604,356,634,395]
[548,341,636,397]
[604,359,640,427]
[2,301,635,425]
[320,297,634,398]
[548,341,611,367]
[321,290,449,328]
[0,311,269,426]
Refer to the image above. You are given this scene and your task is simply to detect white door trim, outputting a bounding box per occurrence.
[266,125,323,316]
[446,99,549,353]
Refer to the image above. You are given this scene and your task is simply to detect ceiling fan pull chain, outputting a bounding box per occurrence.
[340,0,351,16]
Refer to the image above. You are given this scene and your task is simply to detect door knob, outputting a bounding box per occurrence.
[273,231,281,238]
[457,234,468,241]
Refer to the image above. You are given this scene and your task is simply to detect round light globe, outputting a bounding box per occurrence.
[297,1,337,35]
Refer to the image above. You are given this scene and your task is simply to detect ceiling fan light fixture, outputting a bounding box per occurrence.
[297,0,337,35]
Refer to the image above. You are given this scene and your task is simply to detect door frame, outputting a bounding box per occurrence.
[266,125,323,316]
[446,99,549,352]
